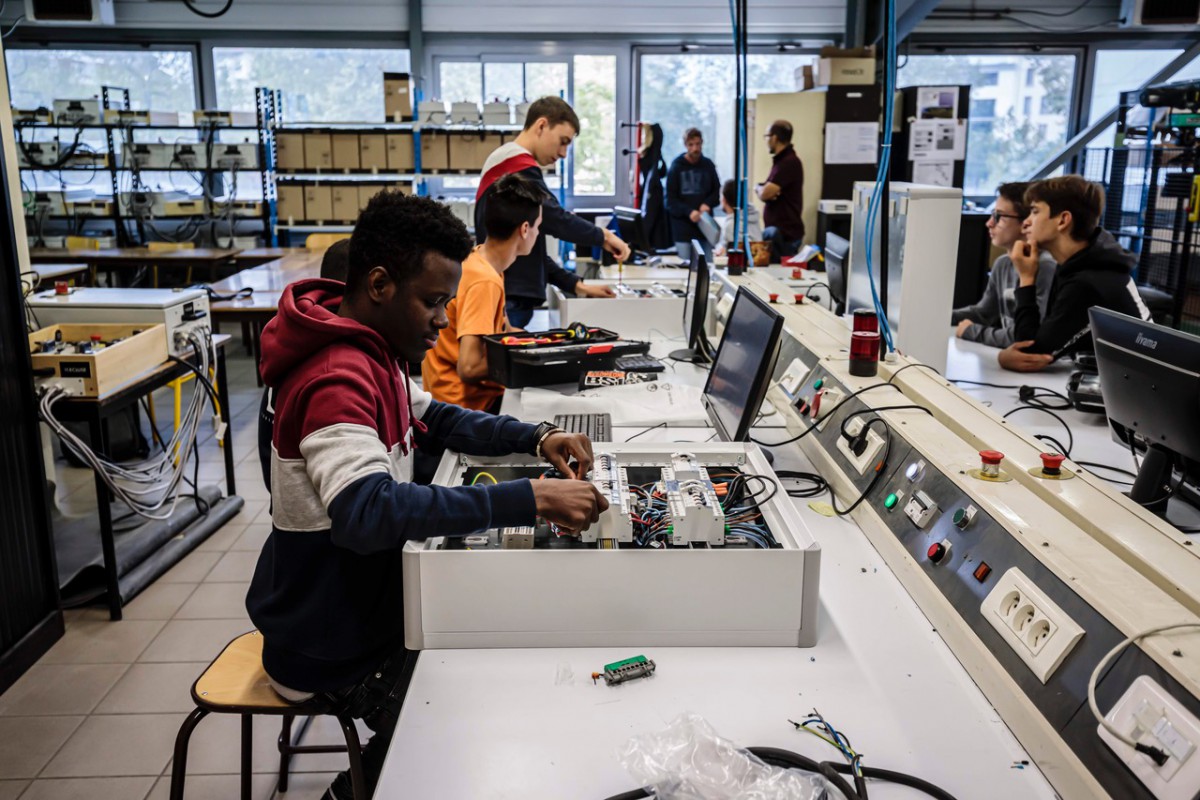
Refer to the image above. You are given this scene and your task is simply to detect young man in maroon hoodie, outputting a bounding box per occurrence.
[247,190,607,799]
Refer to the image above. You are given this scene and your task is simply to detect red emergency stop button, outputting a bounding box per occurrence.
[1040,453,1065,476]
[792,268,804,279]
[769,293,779,303]
[979,450,1004,479]
[794,293,805,304]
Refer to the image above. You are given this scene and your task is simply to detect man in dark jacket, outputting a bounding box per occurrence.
[756,119,805,261]
[665,127,720,262]
[248,191,607,799]
[1000,176,1151,372]
[476,96,629,328]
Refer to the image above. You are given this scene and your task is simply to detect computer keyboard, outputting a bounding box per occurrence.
[553,413,612,442]
[615,354,666,372]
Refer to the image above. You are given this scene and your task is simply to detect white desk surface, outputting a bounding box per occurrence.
[377,335,1074,799]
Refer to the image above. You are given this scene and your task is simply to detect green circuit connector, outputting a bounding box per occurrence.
[594,654,657,686]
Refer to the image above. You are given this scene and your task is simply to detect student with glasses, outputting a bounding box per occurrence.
[951,182,1056,348]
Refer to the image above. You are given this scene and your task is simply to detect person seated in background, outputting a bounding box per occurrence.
[951,182,1055,348]
[999,175,1151,372]
[258,236,354,489]
[248,190,606,800]
[423,174,542,412]
[665,127,720,262]
[716,179,762,256]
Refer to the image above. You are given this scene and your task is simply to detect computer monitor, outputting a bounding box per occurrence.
[703,287,784,443]
[669,239,714,363]
[613,206,652,257]
[1091,307,1200,516]
[823,232,850,315]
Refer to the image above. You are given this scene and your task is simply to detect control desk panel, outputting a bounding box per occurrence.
[714,269,1200,800]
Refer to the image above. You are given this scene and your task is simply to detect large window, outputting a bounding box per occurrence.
[435,55,615,196]
[6,48,197,111]
[899,54,1076,196]
[214,47,410,123]
[638,53,814,185]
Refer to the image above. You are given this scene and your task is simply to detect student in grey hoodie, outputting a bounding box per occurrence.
[952,182,1055,348]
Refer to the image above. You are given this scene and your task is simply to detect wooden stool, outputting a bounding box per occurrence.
[168,630,367,800]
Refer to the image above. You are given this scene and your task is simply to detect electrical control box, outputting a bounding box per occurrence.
[402,442,820,649]
[118,142,206,171]
[17,140,60,168]
[26,287,211,358]
[547,279,712,340]
[52,98,101,125]
[29,323,168,398]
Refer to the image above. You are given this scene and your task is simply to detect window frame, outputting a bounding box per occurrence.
[3,40,204,111]
[426,41,627,206]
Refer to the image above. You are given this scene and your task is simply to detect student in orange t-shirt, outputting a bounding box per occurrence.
[423,174,543,411]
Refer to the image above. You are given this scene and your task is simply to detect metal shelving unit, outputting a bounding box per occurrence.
[16,85,278,247]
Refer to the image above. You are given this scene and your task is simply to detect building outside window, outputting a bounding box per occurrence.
[899,54,1076,196]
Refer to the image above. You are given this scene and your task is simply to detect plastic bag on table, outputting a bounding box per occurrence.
[616,712,828,800]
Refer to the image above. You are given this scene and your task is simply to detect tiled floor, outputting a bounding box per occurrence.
[0,338,355,800]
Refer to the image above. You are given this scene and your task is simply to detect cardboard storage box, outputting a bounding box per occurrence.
[420,133,449,172]
[276,185,305,221]
[303,185,334,221]
[304,134,333,170]
[360,134,388,171]
[816,46,876,86]
[386,134,415,172]
[275,132,305,171]
[448,132,500,172]
[331,134,360,170]
[331,185,359,222]
[384,72,413,122]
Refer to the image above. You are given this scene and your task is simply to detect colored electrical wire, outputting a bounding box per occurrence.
[471,471,498,485]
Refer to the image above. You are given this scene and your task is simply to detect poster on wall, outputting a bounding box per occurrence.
[909,119,966,161]
[916,86,959,120]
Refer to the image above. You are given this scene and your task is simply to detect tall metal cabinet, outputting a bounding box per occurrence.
[0,129,63,696]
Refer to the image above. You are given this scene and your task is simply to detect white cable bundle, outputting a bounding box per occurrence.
[39,328,219,521]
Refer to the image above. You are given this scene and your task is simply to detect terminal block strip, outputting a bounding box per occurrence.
[663,453,726,546]
[588,454,634,544]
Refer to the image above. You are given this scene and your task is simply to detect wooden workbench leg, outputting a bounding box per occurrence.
[88,415,123,621]
[216,347,237,496]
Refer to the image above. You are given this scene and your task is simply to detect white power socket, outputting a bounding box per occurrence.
[981,567,1084,684]
[1098,675,1200,800]
[836,417,885,475]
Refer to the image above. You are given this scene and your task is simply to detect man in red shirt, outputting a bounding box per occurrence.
[756,120,805,262]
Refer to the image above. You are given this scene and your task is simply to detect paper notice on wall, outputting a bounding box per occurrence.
[909,119,966,161]
[912,160,955,188]
[917,86,958,119]
[824,122,878,165]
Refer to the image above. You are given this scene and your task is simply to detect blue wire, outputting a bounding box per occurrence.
[862,0,897,352]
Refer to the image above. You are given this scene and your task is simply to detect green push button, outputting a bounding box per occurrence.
[814,378,824,390]
[884,493,898,510]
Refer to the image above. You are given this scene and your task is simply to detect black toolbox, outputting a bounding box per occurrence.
[483,327,650,388]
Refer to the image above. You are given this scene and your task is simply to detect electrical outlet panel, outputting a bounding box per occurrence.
[1098,675,1200,799]
[214,142,259,170]
[836,417,886,475]
[982,568,1084,684]
[777,357,812,396]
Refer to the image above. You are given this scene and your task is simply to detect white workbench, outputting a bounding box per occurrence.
[375,334,1070,799]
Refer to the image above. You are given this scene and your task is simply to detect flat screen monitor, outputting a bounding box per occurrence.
[703,287,784,443]
[1091,307,1200,516]
[824,232,850,315]
[613,206,651,254]
[669,239,714,363]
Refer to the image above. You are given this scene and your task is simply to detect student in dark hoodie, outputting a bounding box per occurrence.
[476,96,629,328]
[248,191,608,800]
[999,176,1151,372]
[665,127,720,262]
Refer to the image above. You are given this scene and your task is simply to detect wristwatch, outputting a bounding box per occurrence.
[532,421,561,459]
